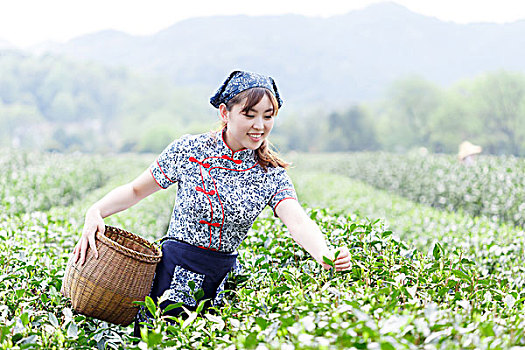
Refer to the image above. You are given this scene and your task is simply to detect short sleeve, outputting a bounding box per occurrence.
[267,168,298,215]
[149,137,186,189]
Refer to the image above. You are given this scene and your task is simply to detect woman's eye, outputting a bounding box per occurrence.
[264,115,273,119]
[244,114,255,118]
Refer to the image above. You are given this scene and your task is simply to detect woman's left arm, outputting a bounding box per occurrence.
[275,200,351,271]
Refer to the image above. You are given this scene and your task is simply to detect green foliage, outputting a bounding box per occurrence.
[290,156,525,292]
[469,71,525,155]
[0,150,107,215]
[293,152,525,227]
[2,150,525,349]
[379,76,444,150]
[325,106,379,151]
[376,71,525,155]
[2,50,525,156]
[0,52,212,153]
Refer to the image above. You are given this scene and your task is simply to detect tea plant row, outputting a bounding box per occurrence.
[1,151,524,349]
[291,153,525,227]
[3,203,524,349]
[0,150,106,215]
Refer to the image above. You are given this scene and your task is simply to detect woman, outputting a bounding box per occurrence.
[73,70,351,327]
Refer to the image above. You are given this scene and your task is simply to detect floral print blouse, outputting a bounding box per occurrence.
[149,130,297,252]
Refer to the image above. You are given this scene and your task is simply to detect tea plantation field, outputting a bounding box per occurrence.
[1,150,524,349]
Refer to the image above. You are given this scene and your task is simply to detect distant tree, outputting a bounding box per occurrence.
[0,52,213,152]
[427,87,476,153]
[0,102,44,147]
[272,110,328,152]
[325,106,377,151]
[379,76,443,151]
[48,92,77,121]
[469,71,525,155]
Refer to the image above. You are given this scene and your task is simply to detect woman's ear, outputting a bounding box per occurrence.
[219,104,229,124]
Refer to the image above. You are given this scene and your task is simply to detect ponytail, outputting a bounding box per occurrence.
[255,139,290,171]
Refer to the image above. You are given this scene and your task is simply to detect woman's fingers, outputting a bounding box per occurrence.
[334,247,351,271]
[88,232,99,259]
[334,258,351,271]
[73,242,78,257]
[334,254,350,263]
[78,237,89,266]
[335,262,352,271]
[88,235,98,260]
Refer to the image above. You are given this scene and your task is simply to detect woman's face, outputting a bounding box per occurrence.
[220,94,275,151]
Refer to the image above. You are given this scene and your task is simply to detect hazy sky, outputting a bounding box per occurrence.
[2,0,525,47]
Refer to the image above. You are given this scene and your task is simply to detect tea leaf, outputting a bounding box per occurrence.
[145,296,156,316]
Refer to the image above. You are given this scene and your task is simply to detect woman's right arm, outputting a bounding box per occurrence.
[73,169,162,265]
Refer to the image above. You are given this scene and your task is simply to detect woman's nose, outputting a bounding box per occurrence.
[253,116,264,129]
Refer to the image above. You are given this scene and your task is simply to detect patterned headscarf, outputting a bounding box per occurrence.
[210,70,283,109]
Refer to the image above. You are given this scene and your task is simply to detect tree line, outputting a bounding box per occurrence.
[1,51,524,156]
[0,51,212,153]
[274,71,525,156]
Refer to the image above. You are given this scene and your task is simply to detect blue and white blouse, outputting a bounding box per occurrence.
[149,130,297,252]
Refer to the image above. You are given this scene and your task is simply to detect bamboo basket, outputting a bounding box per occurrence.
[61,225,162,326]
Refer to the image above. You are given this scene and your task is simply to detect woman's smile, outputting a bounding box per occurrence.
[247,132,263,142]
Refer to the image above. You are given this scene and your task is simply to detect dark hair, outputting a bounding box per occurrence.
[222,87,289,171]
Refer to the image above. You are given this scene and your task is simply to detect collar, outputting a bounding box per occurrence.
[216,128,256,163]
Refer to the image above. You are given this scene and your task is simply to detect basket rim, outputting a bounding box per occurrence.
[97,225,162,263]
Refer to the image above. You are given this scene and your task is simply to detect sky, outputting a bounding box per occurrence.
[2,0,525,48]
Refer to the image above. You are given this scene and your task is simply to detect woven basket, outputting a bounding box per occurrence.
[61,225,162,326]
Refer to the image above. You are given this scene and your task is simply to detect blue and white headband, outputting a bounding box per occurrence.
[210,70,283,109]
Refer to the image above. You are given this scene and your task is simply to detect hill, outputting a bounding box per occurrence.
[38,2,525,106]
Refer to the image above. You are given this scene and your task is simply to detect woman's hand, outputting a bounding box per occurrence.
[73,208,104,265]
[70,168,162,266]
[320,246,352,272]
[275,200,352,273]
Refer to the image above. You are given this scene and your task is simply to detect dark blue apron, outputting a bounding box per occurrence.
[134,238,238,335]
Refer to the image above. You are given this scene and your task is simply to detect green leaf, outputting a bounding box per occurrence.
[163,302,184,313]
[255,317,268,330]
[381,342,396,350]
[20,312,29,326]
[196,299,207,314]
[381,230,393,238]
[480,322,495,337]
[48,312,59,328]
[323,256,335,267]
[432,243,442,261]
[188,280,196,291]
[452,269,470,280]
[194,288,204,301]
[67,321,78,338]
[145,296,156,316]
[147,331,163,347]
[438,287,449,297]
[270,285,291,296]
[244,331,258,348]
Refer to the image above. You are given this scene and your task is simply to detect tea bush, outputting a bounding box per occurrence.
[291,169,525,292]
[290,153,525,227]
[0,150,106,215]
[1,151,524,349]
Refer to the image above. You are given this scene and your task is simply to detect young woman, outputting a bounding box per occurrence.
[73,70,351,327]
